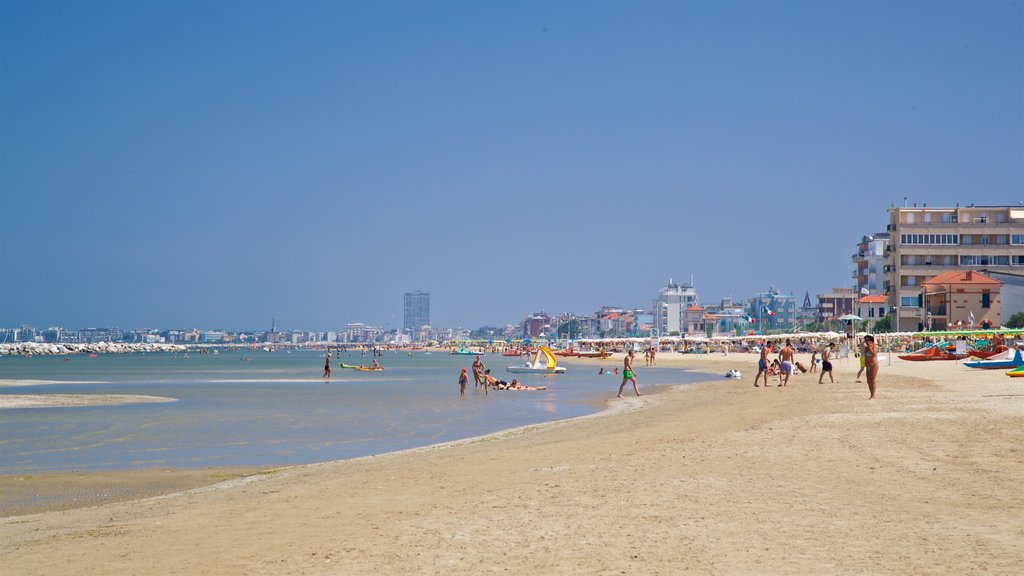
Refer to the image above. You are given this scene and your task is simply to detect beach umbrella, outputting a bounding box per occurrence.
[837,314,863,322]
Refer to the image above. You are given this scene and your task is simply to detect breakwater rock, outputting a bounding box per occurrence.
[0,342,188,356]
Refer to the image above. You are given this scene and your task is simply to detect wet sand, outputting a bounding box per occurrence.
[1,353,1021,575]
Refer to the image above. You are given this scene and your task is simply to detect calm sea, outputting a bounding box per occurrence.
[0,350,714,473]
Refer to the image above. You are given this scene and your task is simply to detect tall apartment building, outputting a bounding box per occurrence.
[884,205,1024,331]
[652,279,699,336]
[852,233,890,295]
[403,290,430,333]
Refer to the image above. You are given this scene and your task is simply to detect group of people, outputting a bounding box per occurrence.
[458,356,549,397]
[753,336,879,399]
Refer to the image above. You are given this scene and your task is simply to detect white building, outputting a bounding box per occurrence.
[652,279,699,336]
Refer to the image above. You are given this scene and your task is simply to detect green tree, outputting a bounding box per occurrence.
[557,319,583,339]
[1006,312,1024,329]
[872,316,892,333]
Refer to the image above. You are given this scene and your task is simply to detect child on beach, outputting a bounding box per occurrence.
[459,368,468,397]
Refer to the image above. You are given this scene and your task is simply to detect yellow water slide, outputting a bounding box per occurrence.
[538,346,558,369]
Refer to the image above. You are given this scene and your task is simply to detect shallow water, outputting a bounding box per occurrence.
[0,350,713,473]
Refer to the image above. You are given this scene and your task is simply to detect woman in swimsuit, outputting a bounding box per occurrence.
[863,335,880,399]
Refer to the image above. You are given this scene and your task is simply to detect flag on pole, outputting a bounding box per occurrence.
[762,305,776,317]
[968,311,975,326]
[860,287,870,295]
[743,314,754,323]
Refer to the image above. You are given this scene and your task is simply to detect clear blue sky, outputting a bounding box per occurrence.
[2,1,1021,331]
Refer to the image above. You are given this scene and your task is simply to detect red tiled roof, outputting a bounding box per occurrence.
[859,295,887,303]
[921,271,1002,286]
[687,305,705,311]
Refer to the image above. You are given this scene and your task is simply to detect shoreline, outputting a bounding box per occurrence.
[2,354,1021,574]
[0,362,707,516]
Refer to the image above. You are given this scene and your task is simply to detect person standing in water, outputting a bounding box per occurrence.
[618,350,641,398]
[323,351,332,380]
[472,356,484,388]
[863,334,880,399]
[458,368,468,397]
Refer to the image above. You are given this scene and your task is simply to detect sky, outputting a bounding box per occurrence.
[2,1,1022,332]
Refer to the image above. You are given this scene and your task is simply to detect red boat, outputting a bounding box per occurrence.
[554,349,580,357]
[899,346,968,361]
[967,345,1009,359]
[502,349,524,357]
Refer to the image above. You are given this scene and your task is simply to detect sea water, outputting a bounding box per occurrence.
[0,350,714,473]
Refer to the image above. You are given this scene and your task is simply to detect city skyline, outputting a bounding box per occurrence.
[2,2,1021,331]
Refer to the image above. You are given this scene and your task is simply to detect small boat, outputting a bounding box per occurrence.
[898,343,967,361]
[964,348,1023,370]
[1007,364,1024,377]
[453,348,479,355]
[502,349,524,357]
[339,363,383,371]
[507,347,566,374]
[554,349,580,357]
[967,345,1009,359]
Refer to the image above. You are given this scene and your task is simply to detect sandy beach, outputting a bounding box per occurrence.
[1,352,1021,575]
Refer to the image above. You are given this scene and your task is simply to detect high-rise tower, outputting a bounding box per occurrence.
[403,291,430,333]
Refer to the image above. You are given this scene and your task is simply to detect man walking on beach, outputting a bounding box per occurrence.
[778,339,796,386]
[754,342,771,387]
[618,350,641,398]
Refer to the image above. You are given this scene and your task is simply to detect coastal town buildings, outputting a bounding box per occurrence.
[704,297,748,336]
[652,279,699,336]
[403,290,430,334]
[920,270,1002,330]
[883,204,1023,331]
[521,311,551,338]
[746,290,796,331]
[856,295,889,325]
[852,233,891,295]
[816,288,856,325]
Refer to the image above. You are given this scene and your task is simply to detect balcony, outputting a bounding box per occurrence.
[927,305,947,317]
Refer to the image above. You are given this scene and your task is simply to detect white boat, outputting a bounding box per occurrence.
[507,347,566,374]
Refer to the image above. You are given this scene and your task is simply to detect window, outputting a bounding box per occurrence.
[942,213,952,223]
[997,235,1007,245]
[961,235,972,245]
[993,256,1009,266]
[924,212,932,223]
[879,307,886,317]
[960,255,980,266]
[1013,255,1024,266]
[1012,235,1024,245]
[982,292,991,308]
[901,296,919,307]
[981,235,990,245]
[906,212,916,224]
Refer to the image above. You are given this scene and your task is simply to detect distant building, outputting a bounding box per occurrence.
[979,270,1024,322]
[522,312,551,338]
[852,233,891,295]
[856,295,889,324]
[746,290,796,331]
[920,270,1002,331]
[705,297,747,335]
[652,279,699,336]
[884,204,1023,331]
[403,291,430,334]
[816,288,856,324]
